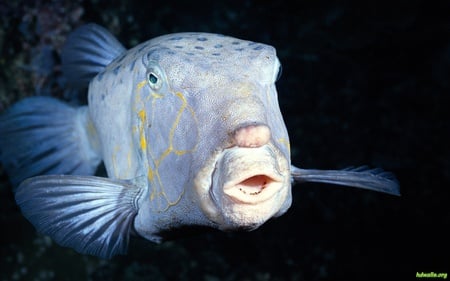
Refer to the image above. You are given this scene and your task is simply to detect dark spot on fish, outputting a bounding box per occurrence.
[146,49,161,62]
[113,65,121,75]
[248,42,257,46]
[253,45,264,50]
[174,45,183,49]
[197,37,207,41]
[232,41,240,45]
[129,59,137,71]
[97,72,104,81]
[169,36,184,41]
[194,46,204,50]
[138,42,150,53]
[235,48,244,51]
[101,94,105,100]
[114,53,126,64]
[186,52,195,56]
[167,50,176,55]
[212,53,221,56]
[138,44,148,53]
[214,44,223,48]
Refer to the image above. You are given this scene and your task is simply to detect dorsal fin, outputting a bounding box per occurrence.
[61,23,127,89]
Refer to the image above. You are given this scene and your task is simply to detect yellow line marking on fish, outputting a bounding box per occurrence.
[138,109,147,151]
[137,79,147,92]
[144,91,199,211]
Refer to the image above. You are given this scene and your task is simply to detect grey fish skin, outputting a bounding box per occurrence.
[0,24,399,259]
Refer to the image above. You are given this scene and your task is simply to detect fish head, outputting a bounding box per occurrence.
[133,33,292,234]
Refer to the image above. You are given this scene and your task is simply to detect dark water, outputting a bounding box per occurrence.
[1,0,449,280]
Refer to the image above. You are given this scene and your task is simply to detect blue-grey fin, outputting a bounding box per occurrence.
[61,23,126,89]
[290,165,400,196]
[14,175,143,259]
[0,97,102,187]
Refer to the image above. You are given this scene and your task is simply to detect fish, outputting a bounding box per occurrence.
[0,24,400,259]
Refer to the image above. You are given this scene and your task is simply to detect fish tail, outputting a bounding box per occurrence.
[0,97,102,187]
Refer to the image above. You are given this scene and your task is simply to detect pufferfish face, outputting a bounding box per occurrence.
[132,32,292,231]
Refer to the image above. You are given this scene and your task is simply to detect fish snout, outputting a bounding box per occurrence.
[232,124,271,148]
[200,145,291,230]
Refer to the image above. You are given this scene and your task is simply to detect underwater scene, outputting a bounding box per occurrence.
[0,0,448,280]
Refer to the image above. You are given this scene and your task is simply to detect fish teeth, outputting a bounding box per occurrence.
[217,146,284,204]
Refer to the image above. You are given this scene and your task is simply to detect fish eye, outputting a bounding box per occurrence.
[148,73,158,84]
[147,70,162,90]
[275,64,282,82]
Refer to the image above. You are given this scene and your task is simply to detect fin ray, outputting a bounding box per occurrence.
[291,165,400,196]
[0,97,102,186]
[61,23,126,88]
[15,175,142,259]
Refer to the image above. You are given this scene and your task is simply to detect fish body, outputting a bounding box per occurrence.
[0,24,399,258]
[86,30,292,233]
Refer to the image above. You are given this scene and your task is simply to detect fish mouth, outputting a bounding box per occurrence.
[220,167,284,205]
[196,144,291,229]
[211,145,284,204]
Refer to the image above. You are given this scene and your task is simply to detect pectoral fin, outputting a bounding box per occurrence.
[291,165,400,196]
[15,175,144,259]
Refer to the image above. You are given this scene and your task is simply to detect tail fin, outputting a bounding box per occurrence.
[291,165,400,196]
[0,97,102,187]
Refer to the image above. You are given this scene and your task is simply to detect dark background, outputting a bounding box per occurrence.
[1,0,449,280]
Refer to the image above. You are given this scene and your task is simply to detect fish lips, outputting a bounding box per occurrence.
[204,145,291,230]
